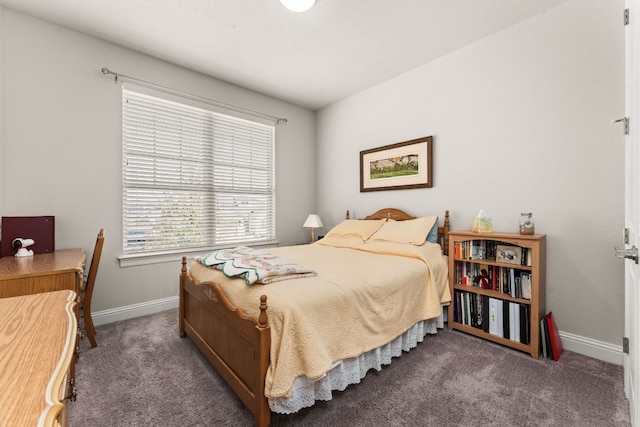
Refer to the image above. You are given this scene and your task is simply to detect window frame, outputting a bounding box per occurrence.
[118,84,277,267]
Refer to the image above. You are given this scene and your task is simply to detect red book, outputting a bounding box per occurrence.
[545,312,564,361]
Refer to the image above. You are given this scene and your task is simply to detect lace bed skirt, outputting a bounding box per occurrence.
[268,310,445,414]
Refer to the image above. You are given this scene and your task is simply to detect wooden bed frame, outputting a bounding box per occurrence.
[179,208,450,427]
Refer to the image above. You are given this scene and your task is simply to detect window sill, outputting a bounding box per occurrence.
[118,241,280,267]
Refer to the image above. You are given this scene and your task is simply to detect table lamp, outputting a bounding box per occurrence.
[303,214,324,242]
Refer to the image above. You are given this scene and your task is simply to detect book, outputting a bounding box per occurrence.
[545,311,564,361]
[463,292,470,325]
[520,304,530,344]
[488,298,499,335]
[491,265,497,290]
[509,268,516,298]
[501,267,509,295]
[470,293,477,327]
[482,295,490,333]
[470,240,483,259]
[521,272,531,299]
[454,242,462,259]
[475,293,483,329]
[503,299,511,339]
[544,316,553,359]
[495,299,504,338]
[540,318,548,358]
[513,303,520,343]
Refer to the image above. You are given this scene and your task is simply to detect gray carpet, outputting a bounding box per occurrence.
[70,309,630,426]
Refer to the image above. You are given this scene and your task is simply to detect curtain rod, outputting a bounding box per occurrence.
[100,67,288,125]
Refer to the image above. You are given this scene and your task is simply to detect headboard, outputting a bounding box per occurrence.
[345,208,450,255]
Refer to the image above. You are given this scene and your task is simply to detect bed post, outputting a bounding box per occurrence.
[258,295,269,328]
[179,256,187,338]
[256,295,271,427]
[443,210,450,256]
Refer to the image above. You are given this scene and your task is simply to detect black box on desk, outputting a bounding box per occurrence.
[1,216,55,257]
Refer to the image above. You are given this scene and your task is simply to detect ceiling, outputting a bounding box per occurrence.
[0,0,570,110]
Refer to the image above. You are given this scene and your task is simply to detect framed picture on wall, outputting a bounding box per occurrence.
[360,136,433,192]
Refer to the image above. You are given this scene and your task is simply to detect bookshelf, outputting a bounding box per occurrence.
[448,231,546,359]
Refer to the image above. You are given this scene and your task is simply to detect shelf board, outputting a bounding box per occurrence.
[452,284,532,304]
[453,257,533,270]
[450,322,538,359]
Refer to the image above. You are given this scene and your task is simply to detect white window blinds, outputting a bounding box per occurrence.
[122,88,276,254]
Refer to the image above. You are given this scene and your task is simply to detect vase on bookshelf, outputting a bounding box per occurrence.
[519,213,535,235]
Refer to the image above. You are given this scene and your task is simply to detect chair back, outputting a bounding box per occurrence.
[84,228,105,305]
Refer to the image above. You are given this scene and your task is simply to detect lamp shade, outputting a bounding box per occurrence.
[303,214,324,228]
[280,0,316,12]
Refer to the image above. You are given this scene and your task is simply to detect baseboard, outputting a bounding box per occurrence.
[92,295,179,326]
[560,330,623,365]
[93,296,625,366]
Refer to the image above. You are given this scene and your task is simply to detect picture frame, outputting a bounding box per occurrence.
[360,136,433,192]
[496,244,523,265]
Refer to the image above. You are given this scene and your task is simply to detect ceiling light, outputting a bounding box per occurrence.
[280,0,316,12]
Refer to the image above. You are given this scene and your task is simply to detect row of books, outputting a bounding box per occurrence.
[453,290,531,344]
[454,263,531,299]
[453,240,532,267]
[541,311,564,361]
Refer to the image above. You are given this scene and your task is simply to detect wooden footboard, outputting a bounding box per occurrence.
[179,257,271,427]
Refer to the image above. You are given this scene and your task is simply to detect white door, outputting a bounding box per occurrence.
[624,0,640,425]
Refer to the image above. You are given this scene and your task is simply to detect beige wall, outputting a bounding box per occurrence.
[0,9,316,312]
[316,0,625,346]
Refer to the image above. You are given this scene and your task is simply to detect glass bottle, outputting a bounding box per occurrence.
[519,213,535,235]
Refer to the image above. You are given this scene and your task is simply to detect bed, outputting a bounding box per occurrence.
[179,208,451,426]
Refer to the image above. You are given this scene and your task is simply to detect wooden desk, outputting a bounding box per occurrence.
[0,249,86,299]
[0,290,78,427]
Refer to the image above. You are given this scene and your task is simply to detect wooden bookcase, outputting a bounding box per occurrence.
[448,231,546,359]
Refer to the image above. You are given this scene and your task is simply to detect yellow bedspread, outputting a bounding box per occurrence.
[188,236,450,399]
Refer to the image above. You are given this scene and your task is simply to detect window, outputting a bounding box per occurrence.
[122,86,276,256]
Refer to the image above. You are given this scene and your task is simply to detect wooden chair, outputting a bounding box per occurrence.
[81,228,104,348]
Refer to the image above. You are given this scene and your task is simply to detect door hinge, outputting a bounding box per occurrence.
[625,9,629,25]
[624,228,630,244]
[612,117,629,135]
[615,245,639,263]
[624,336,630,354]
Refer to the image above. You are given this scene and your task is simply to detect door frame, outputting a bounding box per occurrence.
[624,0,640,425]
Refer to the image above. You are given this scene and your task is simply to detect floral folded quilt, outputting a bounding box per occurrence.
[196,246,317,285]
